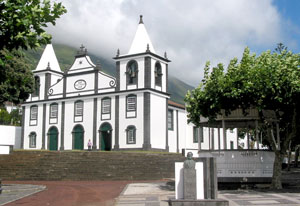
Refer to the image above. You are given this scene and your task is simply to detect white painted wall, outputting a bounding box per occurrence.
[63,98,94,150]
[48,78,63,98]
[66,73,95,95]
[98,72,116,91]
[68,56,95,73]
[118,92,144,149]
[119,57,145,91]
[184,122,198,152]
[0,125,21,151]
[168,108,177,153]
[23,104,43,149]
[45,102,62,150]
[150,94,166,149]
[97,96,116,150]
[150,58,167,93]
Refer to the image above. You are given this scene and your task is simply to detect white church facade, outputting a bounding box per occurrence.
[20,16,237,153]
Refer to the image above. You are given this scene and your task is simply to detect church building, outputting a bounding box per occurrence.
[21,16,237,153]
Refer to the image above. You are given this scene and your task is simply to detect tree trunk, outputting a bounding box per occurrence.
[271,150,283,189]
[295,147,299,168]
[287,140,292,171]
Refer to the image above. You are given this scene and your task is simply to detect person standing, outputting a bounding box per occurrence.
[87,139,92,151]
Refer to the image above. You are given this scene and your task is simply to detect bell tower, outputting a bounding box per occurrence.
[114,15,170,93]
[113,15,171,151]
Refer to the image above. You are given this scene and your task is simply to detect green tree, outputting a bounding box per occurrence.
[0,0,66,106]
[10,108,22,126]
[185,47,300,189]
[0,0,66,51]
[0,108,11,125]
[0,49,35,106]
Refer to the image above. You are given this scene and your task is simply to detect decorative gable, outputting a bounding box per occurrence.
[67,45,96,74]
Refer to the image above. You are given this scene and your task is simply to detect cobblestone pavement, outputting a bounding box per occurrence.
[116,182,173,206]
[2,181,300,206]
[219,190,300,206]
[1,181,129,206]
[0,184,45,206]
[116,182,300,206]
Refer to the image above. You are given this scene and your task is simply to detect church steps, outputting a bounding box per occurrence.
[0,151,185,181]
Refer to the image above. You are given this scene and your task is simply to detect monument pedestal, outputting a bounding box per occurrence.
[168,198,229,206]
[172,155,229,206]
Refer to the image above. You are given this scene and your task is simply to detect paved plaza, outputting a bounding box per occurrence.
[0,184,45,206]
[1,179,300,205]
[115,182,300,206]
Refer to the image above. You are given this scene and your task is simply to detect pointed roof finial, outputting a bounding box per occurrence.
[96,60,101,70]
[146,44,150,52]
[139,15,144,24]
[116,48,120,57]
[164,52,168,59]
[46,62,51,70]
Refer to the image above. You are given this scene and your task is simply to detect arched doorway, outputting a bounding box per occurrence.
[72,125,84,150]
[99,122,112,151]
[48,127,58,151]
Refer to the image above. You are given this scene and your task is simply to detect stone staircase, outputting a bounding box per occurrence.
[0,151,185,181]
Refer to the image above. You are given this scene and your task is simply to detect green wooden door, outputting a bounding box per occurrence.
[73,125,84,150]
[49,127,58,151]
[100,123,112,151]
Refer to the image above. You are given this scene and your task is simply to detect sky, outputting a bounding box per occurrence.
[47,0,300,86]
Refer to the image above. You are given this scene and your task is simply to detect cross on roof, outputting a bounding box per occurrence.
[77,44,88,56]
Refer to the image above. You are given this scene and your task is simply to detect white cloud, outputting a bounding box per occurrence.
[47,0,283,86]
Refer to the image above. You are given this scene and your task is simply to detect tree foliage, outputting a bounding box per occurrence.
[0,0,66,106]
[0,0,66,51]
[0,49,35,106]
[185,47,300,189]
[0,107,21,126]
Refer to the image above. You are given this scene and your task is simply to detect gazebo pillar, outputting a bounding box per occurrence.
[211,128,215,150]
[222,119,227,149]
[218,127,221,151]
[198,127,203,151]
[276,123,280,150]
[246,131,250,149]
[255,120,259,149]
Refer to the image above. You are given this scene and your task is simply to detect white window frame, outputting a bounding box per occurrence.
[75,101,83,116]
[168,109,173,130]
[50,103,58,118]
[29,132,36,148]
[102,98,111,114]
[126,126,136,144]
[30,106,38,120]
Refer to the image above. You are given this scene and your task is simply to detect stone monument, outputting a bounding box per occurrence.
[169,152,229,206]
[183,152,196,199]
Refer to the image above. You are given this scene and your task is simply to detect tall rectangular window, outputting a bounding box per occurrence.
[126,95,137,118]
[193,127,198,143]
[168,109,173,130]
[49,103,58,124]
[50,104,58,118]
[75,101,83,116]
[29,132,36,148]
[127,126,136,144]
[74,101,83,122]
[30,105,38,126]
[127,96,136,111]
[102,98,111,114]
[30,106,38,120]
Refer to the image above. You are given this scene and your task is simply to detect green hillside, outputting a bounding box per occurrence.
[24,44,194,105]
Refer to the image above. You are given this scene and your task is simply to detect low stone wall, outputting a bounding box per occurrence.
[0,151,185,181]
